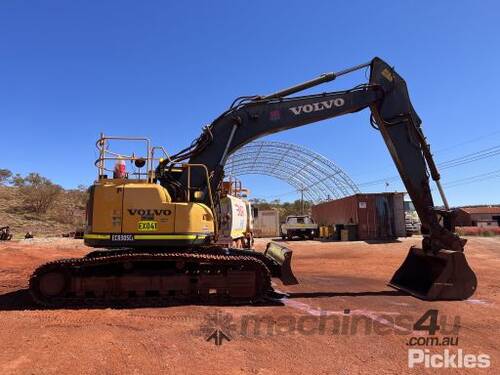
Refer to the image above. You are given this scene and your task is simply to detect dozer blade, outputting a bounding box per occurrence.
[389,246,477,300]
[264,241,299,285]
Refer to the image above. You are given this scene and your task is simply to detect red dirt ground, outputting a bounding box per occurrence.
[0,236,498,374]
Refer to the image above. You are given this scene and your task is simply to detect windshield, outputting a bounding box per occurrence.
[287,216,314,224]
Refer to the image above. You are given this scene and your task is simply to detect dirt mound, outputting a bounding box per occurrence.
[0,186,85,238]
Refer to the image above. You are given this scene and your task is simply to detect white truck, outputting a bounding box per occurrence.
[405,211,421,236]
[280,215,318,240]
[404,200,421,236]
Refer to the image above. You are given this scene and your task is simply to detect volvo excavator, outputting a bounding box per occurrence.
[29,57,477,307]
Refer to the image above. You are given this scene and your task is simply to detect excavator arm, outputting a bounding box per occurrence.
[158,57,477,300]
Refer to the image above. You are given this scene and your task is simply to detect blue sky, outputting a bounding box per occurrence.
[1,1,499,206]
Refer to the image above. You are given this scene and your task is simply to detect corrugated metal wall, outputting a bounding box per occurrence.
[254,209,280,237]
[393,194,406,237]
[455,209,472,226]
[312,193,406,240]
[311,195,359,226]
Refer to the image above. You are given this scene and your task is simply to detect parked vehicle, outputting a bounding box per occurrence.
[281,215,318,240]
[405,211,421,237]
[0,226,12,241]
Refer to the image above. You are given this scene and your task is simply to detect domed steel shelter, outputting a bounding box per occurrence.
[224,141,360,203]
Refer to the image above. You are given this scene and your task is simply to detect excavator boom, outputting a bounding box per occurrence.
[159,57,477,300]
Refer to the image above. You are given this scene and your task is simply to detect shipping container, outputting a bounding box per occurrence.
[311,193,406,240]
[253,209,280,237]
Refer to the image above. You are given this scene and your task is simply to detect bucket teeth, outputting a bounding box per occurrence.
[389,246,477,300]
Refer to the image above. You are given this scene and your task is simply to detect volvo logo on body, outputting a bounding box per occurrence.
[128,209,172,216]
[289,98,345,115]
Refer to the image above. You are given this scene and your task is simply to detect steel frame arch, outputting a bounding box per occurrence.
[225,141,359,203]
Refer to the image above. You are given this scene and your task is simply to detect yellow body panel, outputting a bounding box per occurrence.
[91,180,124,233]
[174,202,214,234]
[121,183,176,233]
[88,179,215,241]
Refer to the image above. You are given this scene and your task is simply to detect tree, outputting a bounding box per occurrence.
[0,169,12,185]
[66,184,89,209]
[250,197,313,221]
[16,173,62,214]
[10,173,25,187]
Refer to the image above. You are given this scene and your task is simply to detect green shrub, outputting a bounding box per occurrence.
[15,173,62,215]
[480,231,494,237]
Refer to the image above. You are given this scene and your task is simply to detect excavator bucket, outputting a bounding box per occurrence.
[264,241,298,285]
[389,246,477,300]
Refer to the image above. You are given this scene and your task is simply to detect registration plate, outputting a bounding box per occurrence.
[111,234,134,242]
[138,220,158,232]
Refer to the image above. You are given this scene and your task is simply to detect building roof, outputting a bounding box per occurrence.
[459,207,500,214]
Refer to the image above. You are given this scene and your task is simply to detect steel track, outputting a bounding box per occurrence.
[29,251,272,308]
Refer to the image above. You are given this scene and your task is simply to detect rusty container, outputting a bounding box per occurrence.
[311,193,406,240]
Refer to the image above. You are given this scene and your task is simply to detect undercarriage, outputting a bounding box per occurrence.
[29,245,296,308]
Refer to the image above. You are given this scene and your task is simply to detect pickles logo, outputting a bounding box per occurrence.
[128,209,172,216]
[408,349,490,369]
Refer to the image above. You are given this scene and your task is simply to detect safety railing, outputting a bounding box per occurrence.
[94,134,172,183]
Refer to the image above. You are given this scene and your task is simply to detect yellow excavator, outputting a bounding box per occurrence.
[29,57,477,307]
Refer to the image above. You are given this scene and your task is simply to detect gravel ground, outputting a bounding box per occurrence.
[0,236,498,374]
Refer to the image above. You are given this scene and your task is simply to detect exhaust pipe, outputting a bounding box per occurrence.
[389,246,477,300]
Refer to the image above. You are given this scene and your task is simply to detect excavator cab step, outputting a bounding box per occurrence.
[389,246,477,300]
